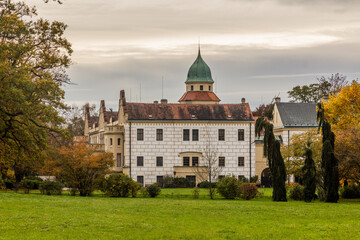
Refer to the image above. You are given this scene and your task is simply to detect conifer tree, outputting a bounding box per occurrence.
[317,104,339,203]
[302,145,316,202]
[255,118,287,202]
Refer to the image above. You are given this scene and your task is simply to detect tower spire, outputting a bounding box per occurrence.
[198,37,201,55]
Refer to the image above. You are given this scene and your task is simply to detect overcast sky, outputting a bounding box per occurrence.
[26,0,360,110]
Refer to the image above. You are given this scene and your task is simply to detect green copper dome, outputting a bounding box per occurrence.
[186,49,214,83]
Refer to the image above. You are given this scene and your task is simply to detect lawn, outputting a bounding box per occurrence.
[1,189,360,240]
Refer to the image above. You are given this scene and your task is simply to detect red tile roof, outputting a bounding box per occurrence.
[178,91,220,102]
[125,103,254,121]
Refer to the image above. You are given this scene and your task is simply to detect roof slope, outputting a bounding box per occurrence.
[178,91,220,102]
[125,103,254,121]
[276,102,318,127]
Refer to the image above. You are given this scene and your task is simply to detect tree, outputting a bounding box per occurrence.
[288,73,348,103]
[194,129,222,200]
[317,104,339,203]
[302,144,317,202]
[0,0,72,181]
[281,130,322,179]
[255,117,287,201]
[252,103,274,119]
[323,81,360,183]
[53,140,113,196]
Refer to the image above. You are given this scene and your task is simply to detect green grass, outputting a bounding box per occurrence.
[1,189,360,240]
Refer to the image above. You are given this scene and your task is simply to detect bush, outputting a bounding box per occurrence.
[163,175,175,188]
[140,187,149,197]
[217,176,242,199]
[197,181,217,188]
[288,185,304,201]
[21,179,35,194]
[147,184,161,198]
[4,179,16,190]
[173,177,190,188]
[241,183,259,200]
[39,181,63,195]
[250,175,258,183]
[102,174,139,197]
[25,176,43,189]
[341,184,360,199]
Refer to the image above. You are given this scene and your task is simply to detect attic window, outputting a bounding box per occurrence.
[148,115,153,118]
[191,115,196,118]
[227,115,232,118]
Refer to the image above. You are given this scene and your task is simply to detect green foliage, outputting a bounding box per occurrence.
[146,184,161,198]
[241,183,260,200]
[162,176,194,188]
[272,141,287,202]
[20,179,36,194]
[0,0,72,182]
[217,176,242,199]
[340,184,360,199]
[250,175,258,183]
[302,147,317,202]
[197,180,217,188]
[288,185,304,201]
[39,181,62,195]
[102,174,139,198]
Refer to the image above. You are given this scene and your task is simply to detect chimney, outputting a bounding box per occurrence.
[154,100,159,104]
[275,97,281,103]
[241,98,246,104]
[161,99,168,104]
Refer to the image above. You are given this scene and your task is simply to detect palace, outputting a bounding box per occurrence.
[84,49,255,185]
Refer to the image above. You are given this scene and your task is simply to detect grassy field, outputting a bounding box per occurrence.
[1,188,360,240]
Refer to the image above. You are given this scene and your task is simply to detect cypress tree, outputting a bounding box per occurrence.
[318,104,339,203]
[302,146,316,202]
[271,140,287,202]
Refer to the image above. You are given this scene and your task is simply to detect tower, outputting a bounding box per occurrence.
[178,49,220,104]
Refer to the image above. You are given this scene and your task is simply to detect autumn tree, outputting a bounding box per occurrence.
[53,141,113,196]
[255,117,287,201]
[323,81,360,183]
[0,0,72,181]
[288,73,348,103]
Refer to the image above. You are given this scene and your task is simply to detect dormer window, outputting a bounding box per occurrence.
[191,85,194,91]
[200,85,203,91]
[209,86,211,91]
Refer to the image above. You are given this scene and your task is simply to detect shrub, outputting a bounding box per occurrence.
[25,176,43,189]
[163,175,175,188]
[39,181,62,195]
[197,181,217,188]
[193,188,200,199]
[21,179,35,194]
[173,177,190,188]
[250,175,258,183]
[288,185,304,201]
[217,176,242,199]
[102,174,139,197]
[241,183,259,200]
[147,184,161,198]
[4,179,16,190]
[140,187,149,197]
[341,184,360,199]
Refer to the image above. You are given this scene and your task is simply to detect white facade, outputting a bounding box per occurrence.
[125,122,255,185]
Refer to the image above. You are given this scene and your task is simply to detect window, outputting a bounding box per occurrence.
[137,176,144,186]
[116,153,121,167]
[110,138,113,145]
[186,175,196,183]
[192,157,199,166]
[238,129,245,141]
[209,86,211,91]
[117,138,121,145]
[191,85,194,91]
[137,156,144,166]
[218,175,225,181]
[219,157,225,167]
[192,129,199,141]
[183,129,190,141]
[218,129,225,141]
[200,85,203,90]
[156,156,163,167]
[157,176,163,187]
[238,175,245,182]
[183,157,190,166]
[137,129,144,141]
[156,129,163,141]
[238,157,245,167]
